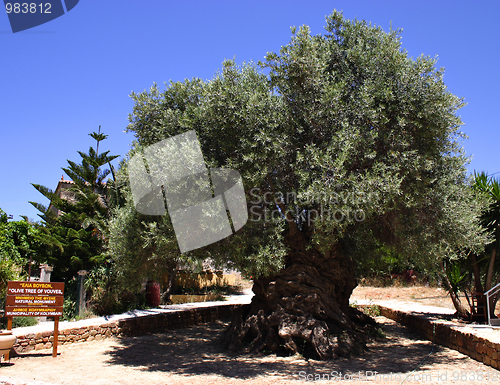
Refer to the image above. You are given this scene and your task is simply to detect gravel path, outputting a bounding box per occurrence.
[1,287,499,384]
[1,316,498,385]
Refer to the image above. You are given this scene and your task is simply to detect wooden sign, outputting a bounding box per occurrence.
[5,281,65,359]
[6,281,64,317]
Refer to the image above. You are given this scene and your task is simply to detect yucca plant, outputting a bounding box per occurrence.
[469,172,500,317]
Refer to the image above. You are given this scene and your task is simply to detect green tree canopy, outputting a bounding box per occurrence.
[125,11,486,358]
[0,209,59,299]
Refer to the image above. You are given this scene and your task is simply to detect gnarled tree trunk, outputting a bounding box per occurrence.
[223,232,377,359]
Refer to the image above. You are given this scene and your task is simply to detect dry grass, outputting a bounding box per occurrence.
[352,285,455,309]
[352,284,500,313]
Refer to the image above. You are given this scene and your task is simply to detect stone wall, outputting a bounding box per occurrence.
[13,303,249,354]
[365,305,500,370]
[15,323,120,352]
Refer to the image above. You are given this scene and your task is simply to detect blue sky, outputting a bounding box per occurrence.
[1,0,499,221]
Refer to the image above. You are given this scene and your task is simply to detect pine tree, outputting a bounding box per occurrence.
[30,127,118,281]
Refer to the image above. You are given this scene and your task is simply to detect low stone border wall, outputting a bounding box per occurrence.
[13,303,249,354]
[363,305,500,370]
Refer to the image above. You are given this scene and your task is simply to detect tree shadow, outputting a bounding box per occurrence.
[103,317,476,380]
[10,350,54,358]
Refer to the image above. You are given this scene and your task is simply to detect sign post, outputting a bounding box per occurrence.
[5,281,65,359]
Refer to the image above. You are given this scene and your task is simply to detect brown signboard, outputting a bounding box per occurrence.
[5,280,65,359]
[5,281,65,317]
[5,306,63,317]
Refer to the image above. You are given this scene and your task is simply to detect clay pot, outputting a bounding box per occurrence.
[0,331,16,357]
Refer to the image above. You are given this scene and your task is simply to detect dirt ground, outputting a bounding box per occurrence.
[0,286,498,385]
[352,285,456,309]
[352,284,500,313]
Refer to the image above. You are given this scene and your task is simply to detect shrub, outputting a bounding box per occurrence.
[0,316,38,329]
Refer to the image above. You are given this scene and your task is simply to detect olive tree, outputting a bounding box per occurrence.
[125,11,486,358]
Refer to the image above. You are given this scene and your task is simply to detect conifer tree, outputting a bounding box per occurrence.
[30,127,118,281]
